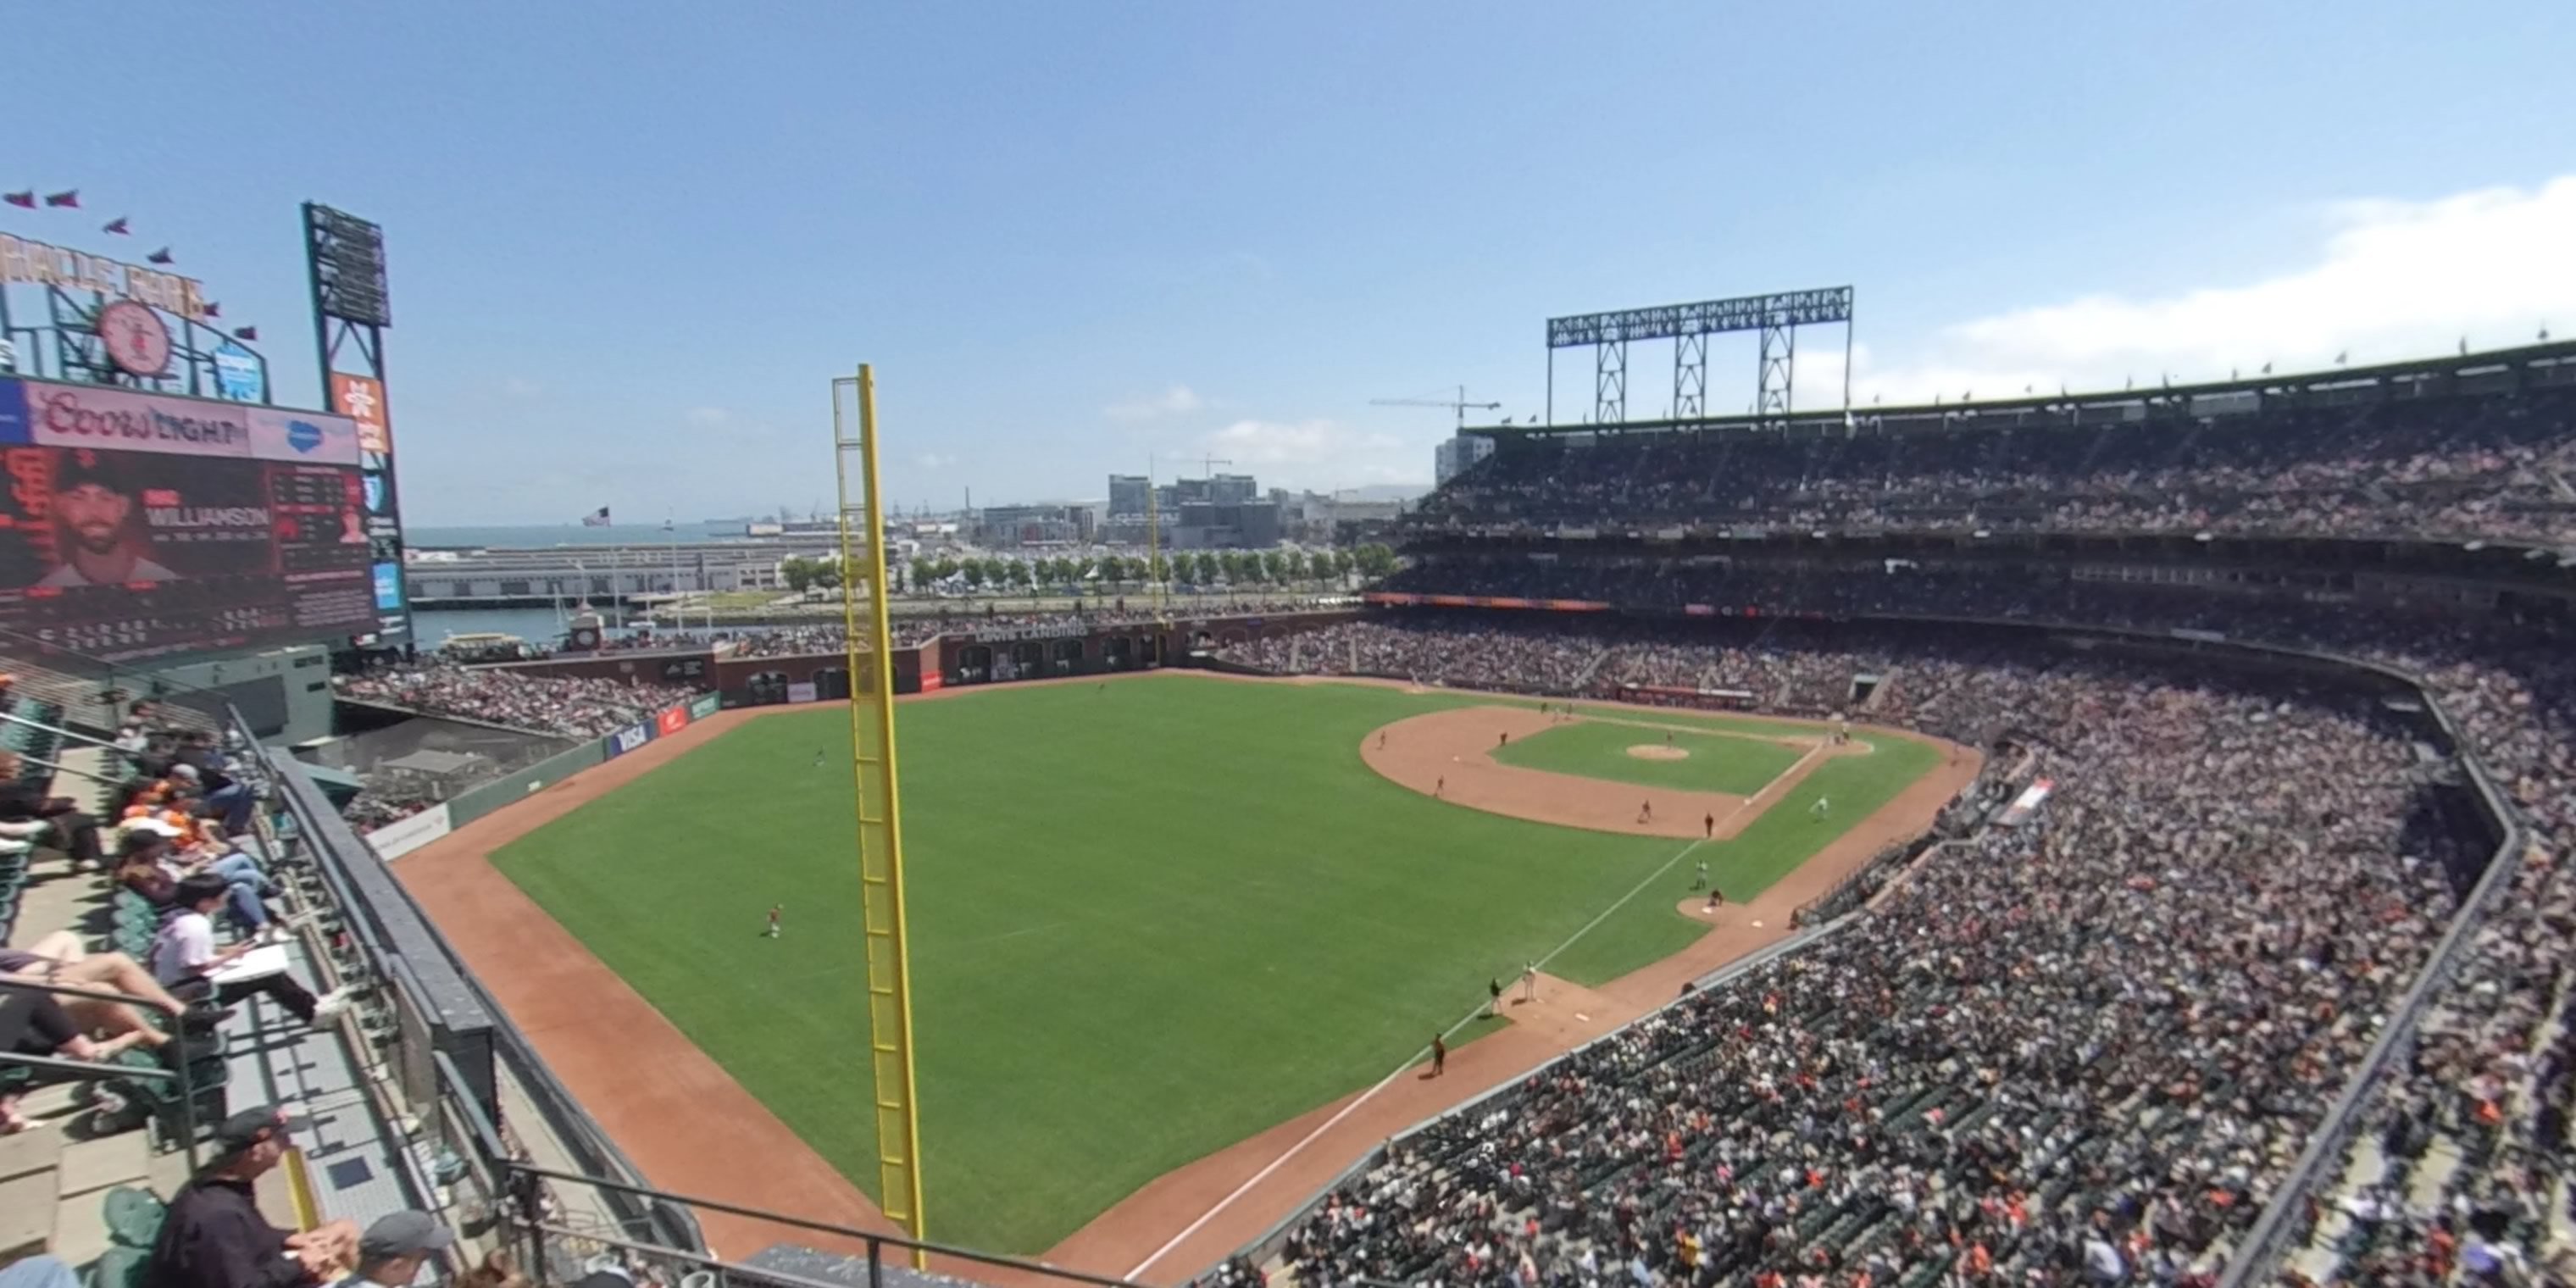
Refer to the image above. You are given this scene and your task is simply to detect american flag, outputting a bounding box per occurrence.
[580,506,610,527]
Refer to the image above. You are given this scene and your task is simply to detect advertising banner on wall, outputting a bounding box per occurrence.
[0,380,378,661]
[366,802,452,861]
[787,681,819,703]
[655,705,689,736]
[326,371,408,643]
[606,721,654,758]
[689,692,722,719]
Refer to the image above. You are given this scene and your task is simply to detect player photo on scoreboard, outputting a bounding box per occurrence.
[0,446,279,592]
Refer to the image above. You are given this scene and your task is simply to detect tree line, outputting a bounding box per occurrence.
[778,544,1396,597]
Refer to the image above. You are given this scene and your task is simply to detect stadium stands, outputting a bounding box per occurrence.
[1233,350,2576,1286]
[1411,378,2576,546]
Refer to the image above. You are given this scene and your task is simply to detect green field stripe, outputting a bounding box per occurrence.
[487,672,1940,1252]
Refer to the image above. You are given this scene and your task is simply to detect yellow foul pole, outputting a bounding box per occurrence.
[831,367,928,1263]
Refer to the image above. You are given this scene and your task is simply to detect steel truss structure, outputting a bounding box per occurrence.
[1545,287,1854,426]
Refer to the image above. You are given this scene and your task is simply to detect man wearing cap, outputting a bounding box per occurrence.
[149,874,349,1030]
[337,1212,452,1288]
[145,1108,361,1288]
[39,452,178,588]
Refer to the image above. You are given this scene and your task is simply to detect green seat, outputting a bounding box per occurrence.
[103,1050,226,1151]
[102,1186,165,1249]
[86,1246,149,1288]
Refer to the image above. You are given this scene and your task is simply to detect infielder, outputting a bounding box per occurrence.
[1810,796,1831,821]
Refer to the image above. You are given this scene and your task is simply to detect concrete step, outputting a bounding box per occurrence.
[50,1128,155,1267]
[0,1128,59,1259]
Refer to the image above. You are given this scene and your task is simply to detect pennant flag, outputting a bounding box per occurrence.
[580,506,613,527]
[146,247,173,264]
[202,302,220,318]
[230,326,258,341]
[101,217,130,235]
[42,190,78,208]
[2,192,33,209]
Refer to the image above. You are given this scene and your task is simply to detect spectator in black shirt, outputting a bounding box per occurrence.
[144,1107,360,1288]
[0,751,103,868]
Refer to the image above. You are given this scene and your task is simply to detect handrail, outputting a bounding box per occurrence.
[10,748,125,788]
[0,974,200,1169]
[0,706,130,754]
[502,1161,1152,1288]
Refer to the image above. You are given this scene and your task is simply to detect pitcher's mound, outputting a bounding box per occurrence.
[1627,745,1690,761]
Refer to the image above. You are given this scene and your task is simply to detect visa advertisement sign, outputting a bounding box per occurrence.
[0,380,25,443]
[606,722,654,758]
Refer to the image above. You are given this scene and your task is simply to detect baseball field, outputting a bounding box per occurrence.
[441,675,1953,1256]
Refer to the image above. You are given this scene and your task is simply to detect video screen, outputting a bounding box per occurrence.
[0,425,378,661]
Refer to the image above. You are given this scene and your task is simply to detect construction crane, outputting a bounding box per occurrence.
[1197,455,1234,478]
[1371,386,1502,430]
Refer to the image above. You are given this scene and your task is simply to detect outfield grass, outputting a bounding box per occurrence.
[489,676,1938,1252]
[1491,719,1806,795]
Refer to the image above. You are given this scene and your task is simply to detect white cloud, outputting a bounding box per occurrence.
[1832,175,2576,408]
[915,452,956,469]
[686,407,731,426]
[1104,384,1206,421]
[1201,418,1424,489]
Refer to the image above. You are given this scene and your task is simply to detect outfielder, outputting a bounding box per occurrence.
[766,903,784,937]
[1810,796,1831,821]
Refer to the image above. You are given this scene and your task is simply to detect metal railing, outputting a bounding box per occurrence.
[0,974,203,1170]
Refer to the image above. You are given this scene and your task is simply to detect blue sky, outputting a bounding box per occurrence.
[9,2,2572,525]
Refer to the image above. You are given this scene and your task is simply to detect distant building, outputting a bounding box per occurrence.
[978,504,1089,548]
[1108,475,1151,519]
[1210,473,1260,505]
[1435,433,1495,485]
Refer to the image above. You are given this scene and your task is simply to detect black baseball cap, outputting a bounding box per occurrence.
[210,1106,303,1159]
[53,450,131,496]
[359,1210,454,1261]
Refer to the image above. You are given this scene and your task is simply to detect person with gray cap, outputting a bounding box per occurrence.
[146,1107,361,1288]
[336,1211,452,1288]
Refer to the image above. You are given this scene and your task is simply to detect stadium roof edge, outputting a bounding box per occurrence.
[1473,338,2576,437]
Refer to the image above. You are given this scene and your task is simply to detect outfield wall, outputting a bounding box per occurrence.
[930,609,1361,690]
[367,691,724,858]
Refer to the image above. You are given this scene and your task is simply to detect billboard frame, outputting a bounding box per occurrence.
[303,203,411,650]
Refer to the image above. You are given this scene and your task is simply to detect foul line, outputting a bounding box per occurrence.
[1124,754,1809,1279]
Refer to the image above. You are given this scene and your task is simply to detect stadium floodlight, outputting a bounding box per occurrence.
[1542,286,1853,427]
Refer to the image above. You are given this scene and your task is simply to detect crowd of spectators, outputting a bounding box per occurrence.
[1256,617,2469,1286]
[1412,387,2576,547]
[333,660,697,739]
[1224,619,1607,692]
[1250,541,2576,1282]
